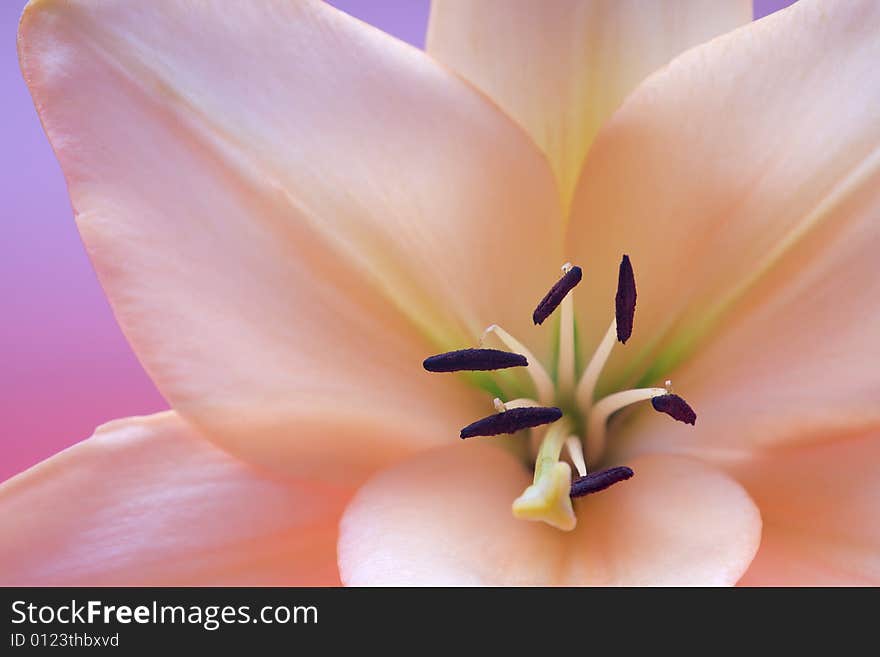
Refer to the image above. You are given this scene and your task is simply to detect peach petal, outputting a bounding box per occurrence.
[736,430,880,586]
[338,444,760,586]
[428,0,750,209]
[566,0,880,393]
[18,0,562,477]
[0,412,350,586]
[611,152,880,462]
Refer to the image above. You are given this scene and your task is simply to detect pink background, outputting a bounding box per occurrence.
[0,0,794,482]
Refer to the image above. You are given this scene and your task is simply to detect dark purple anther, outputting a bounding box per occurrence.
[459,406,562,439]
[615,255,636,344]
[651,394,697,425]
[570,466,634,498]
[532,266,583,325]
[423,348,527,373]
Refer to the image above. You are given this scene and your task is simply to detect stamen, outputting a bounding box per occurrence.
[565,436,587,477]
[557,275,576,397]
[576,317,617,409]
[481,324,554,404]
[423,348,527,372]
[418,254,690,531]
[570,466,634,498]
[615,255,636,344]
[422,349,529,372]
[574,257,636,408]
[532,265,582,325]
[498,397,540,410]
[459,406,562,439]
[586,387,667,463]
[651,394,697,425]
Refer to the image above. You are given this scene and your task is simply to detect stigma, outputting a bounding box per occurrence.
[422,256,697,531]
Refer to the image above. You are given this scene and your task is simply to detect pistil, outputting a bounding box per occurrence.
[512,419,576,530]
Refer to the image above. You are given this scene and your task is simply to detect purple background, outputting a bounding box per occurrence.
[0,0,795,482]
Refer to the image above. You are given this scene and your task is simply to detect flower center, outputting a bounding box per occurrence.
[423,257,696,531]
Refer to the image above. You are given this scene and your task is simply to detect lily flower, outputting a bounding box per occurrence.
[2,0,878,585]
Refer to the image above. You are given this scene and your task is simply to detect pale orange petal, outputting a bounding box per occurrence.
[338,444,760,586]
[736,430,880,586]
[19,0,562,479]
[566,0,880,394]
[0,412,349,586]
[428,0,750,209]
[611,158,880,462]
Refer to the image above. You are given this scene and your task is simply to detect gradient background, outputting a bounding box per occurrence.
[0,0,795,483]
